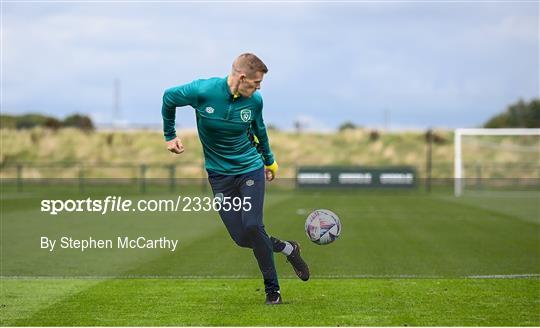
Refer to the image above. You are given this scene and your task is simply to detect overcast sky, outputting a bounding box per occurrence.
[2,1,539,130]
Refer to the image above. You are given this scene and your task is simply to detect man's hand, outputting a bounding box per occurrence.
[264,161,278,181]
[166,137,184,154]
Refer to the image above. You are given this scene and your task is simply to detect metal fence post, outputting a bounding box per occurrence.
[169,164,176,192]
[16,164,23,192]
[140,164,147,194]
[475,162,482,190]
[201,159,207,193]
[79,164,85,193]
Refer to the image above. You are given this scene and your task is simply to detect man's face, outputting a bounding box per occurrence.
[238,71,264,97]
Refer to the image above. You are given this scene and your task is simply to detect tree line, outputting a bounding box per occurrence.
[0,113,94,130]
[483,98,539,128]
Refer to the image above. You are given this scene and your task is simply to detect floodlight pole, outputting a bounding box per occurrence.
[454,128,540,197]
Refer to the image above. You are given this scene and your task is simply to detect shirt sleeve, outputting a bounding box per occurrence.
[161,80,200,141]
[251,99,275,166]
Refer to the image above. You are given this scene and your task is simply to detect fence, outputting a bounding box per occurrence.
[1,161,539,193]
[1,162,207,193]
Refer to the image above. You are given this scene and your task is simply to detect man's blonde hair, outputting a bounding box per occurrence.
[232,53,268,77]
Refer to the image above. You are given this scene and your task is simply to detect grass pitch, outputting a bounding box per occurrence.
[1,183,539,326]
[3,278,538,326]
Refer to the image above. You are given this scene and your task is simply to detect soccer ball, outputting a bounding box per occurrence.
[305,209,341,245]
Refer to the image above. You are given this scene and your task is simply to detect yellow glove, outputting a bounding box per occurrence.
[264,161,279,181]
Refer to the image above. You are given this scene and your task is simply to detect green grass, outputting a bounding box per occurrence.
[2,278,538,326]
[1,183,539,325]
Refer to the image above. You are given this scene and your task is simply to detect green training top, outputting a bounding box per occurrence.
[162,76,275,175]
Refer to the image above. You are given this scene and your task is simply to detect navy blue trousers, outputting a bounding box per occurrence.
[207,166,281,293]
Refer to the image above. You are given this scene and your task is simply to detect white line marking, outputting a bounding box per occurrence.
[466,274,540,279]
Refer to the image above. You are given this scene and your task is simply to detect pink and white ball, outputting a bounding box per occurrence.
[305,209,341,245]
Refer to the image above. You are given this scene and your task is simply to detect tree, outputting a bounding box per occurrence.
[44,117,62,130]
[338,121,357,131]
[15,114,54,129]
[0,113,95,130]
[63,114,94,131]
[484,99,540,128]
[0,115,17,129]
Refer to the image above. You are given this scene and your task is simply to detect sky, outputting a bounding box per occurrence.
[2,1,539,131]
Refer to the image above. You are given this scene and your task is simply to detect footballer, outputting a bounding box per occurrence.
[161,53,309,305]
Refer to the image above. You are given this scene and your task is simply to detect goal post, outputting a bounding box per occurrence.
[454,128,540,197]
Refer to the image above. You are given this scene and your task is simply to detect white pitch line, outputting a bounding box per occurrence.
[466,274,540,279]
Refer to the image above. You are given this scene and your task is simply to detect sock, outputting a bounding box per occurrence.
[281,241,294,256]
[270,236,285,252]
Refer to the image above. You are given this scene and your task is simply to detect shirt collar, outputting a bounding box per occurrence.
[223,75,241,100]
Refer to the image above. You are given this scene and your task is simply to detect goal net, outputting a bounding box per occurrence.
[454,128,540,196]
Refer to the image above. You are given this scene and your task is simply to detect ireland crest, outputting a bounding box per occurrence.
[240,109,252,122]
